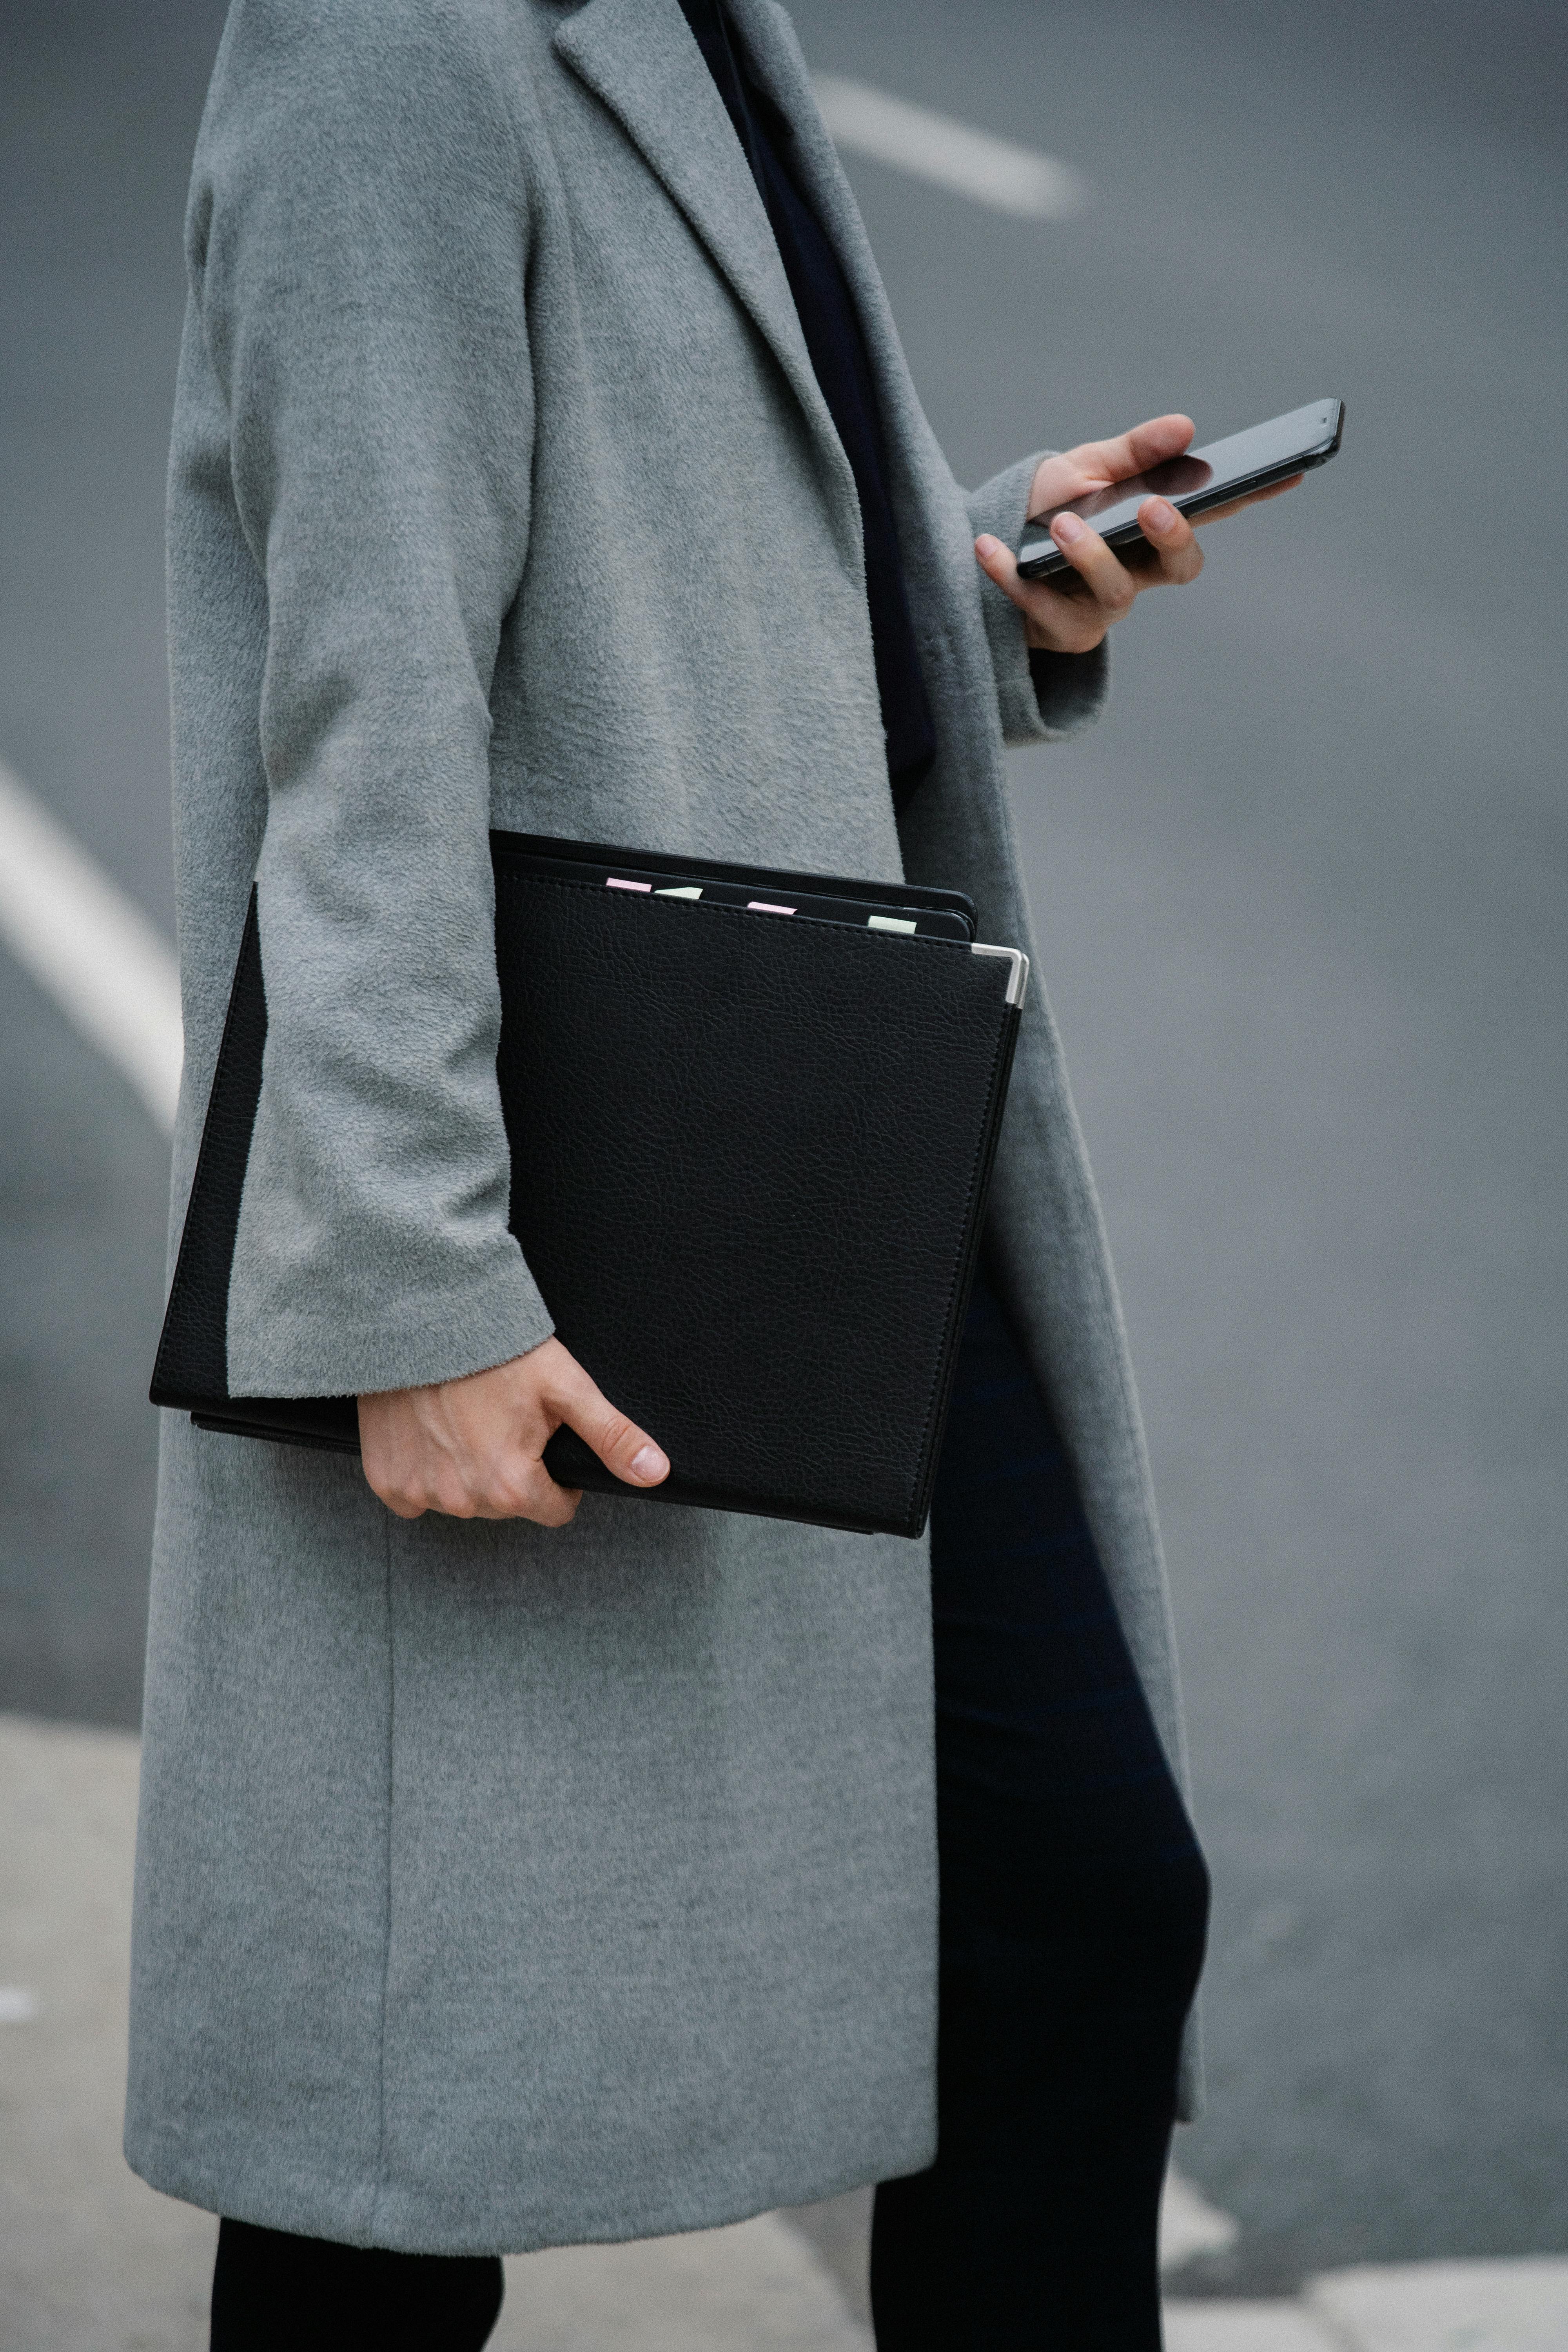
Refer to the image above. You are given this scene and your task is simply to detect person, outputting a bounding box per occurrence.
[127,1,1290,2343]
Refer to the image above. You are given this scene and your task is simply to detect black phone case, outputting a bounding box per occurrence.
[149,835,1020,1539]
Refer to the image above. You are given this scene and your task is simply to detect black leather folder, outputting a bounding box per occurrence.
[149,832,1029,1537]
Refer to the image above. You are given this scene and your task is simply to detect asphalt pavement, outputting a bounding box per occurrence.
[1,0,1564,2308]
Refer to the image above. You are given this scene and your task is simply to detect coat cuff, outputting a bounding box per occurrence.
[966,454,1110,746]
[228,1245,556,1402]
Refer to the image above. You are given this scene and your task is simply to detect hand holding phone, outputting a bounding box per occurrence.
[971,401,1344,657]
[1017,399,1344,584]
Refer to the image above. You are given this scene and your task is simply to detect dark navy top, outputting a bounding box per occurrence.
[676,0,937,804]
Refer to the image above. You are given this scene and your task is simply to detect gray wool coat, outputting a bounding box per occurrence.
[126,0,1199,2256]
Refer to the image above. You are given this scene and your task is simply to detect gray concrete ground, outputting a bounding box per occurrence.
[0,946,167,1726]
[0,1713,872,2352]
[9,1713,1566,2351]
[1,0,1565,2316]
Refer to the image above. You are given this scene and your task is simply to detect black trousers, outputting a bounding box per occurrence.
[209,2220,503,2350]
[870,1269,1210,2348]
[210,1273,1207,2351]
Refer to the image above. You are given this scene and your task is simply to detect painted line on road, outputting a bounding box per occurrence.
[1307,2257,1568,2349]
[811,74,1087,220]
[0,757,181,1135]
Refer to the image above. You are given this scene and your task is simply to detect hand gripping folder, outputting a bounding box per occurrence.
[150,833,1029,1538]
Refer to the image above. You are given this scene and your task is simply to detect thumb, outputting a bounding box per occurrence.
[549,1356,670,1488]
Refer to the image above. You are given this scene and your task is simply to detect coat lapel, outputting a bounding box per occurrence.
[552,0,847,494]
[724,0,948,523]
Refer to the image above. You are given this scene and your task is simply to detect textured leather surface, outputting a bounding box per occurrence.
[151,845,1021,1535]
[149,889,359,1445]
[191,1399,359,1450]
[149,890,267,1407]
[502,873,1017,1536]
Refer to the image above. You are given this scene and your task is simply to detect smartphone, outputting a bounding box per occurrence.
[1016,397,1345,583]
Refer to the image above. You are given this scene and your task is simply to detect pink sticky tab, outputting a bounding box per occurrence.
[747,901,796,915]
[606,876,652,892]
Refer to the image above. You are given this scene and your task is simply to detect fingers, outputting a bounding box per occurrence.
[367,1443,581,1527]
[1079,410,1195,486]
[358,1339,670,1528]
[975,472,1210,652]
[389,1466,581,1527]
[1009,414,1282,645]
[1045,509,1142,613]
[358,1385,581,1527]
[973,530,1115,655]
[1136,497,1203,583]
[545,1356,671,1491]
[357,1348,586,1527]
[974,528,1054,615]
[1033,413,1195,512]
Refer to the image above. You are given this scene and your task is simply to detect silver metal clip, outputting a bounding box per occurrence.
[970,943,1029,1008]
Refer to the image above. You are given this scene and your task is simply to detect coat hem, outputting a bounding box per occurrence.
[121,2125,939,2258]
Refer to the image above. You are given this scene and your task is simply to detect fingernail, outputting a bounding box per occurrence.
[1053,512,1085,546]
[974,534,999,557]
[631,1443,669,1483]
[1144,499,1177,535]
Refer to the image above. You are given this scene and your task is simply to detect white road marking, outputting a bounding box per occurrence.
[811,74,1087,220]
[1161,2165,1243,2271]
[0,1984,40,2024]
[0,757,181,1136]
[1308,2258,1568,2351]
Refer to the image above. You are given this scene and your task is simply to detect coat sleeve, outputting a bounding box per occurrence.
[185,0,556,1399]
[965,455,1110,748]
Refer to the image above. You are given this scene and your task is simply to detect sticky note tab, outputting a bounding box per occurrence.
[867,915,917,935]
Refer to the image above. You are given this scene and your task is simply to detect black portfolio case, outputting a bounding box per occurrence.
[149,833,1028,1538]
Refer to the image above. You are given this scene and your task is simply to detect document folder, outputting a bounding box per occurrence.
[150,833,1028,1538]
